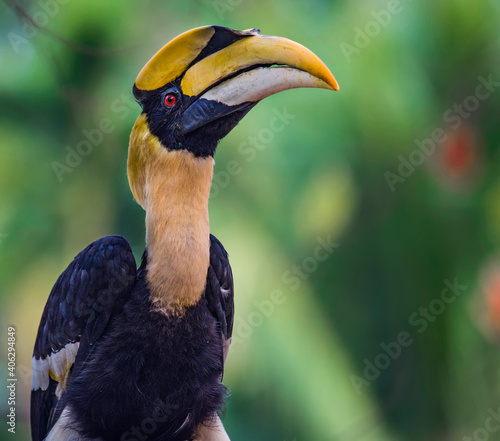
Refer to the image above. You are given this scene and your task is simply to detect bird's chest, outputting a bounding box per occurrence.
[63,281,225,441]
[101,282,222,390]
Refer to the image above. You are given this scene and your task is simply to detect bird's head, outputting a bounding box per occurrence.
[128,26,338,207]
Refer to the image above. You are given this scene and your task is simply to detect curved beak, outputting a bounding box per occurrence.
[134,26,339,135]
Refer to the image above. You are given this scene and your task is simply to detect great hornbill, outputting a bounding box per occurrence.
[30,26,338,441]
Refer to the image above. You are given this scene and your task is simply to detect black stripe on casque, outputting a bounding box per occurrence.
[186,26,256,70]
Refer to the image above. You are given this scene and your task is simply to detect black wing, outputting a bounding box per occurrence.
[206,234,234,374]
[30,235,137,441]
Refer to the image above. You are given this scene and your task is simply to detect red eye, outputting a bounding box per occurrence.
[165,93,176,107]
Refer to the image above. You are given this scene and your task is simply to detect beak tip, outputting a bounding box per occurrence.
[325,76,340,92]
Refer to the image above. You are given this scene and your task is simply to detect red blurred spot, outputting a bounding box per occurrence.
[472,261,500,343]
[486,272,500,329]
[441,125,477,177]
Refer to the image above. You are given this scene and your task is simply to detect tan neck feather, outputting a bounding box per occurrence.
[128,114,213,311]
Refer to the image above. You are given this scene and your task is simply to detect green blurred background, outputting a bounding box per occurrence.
[1,0,500,439]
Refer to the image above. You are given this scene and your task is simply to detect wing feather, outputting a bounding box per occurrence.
[206,235,234,372]
[30,235,137,441]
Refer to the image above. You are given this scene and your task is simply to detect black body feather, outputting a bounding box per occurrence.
[31,234,234,441]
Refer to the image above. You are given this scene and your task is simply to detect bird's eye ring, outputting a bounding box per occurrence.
[164,93,177,107]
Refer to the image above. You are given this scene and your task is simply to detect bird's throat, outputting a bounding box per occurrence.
[128,114,213,311]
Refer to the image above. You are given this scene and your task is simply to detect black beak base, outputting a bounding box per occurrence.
[179,99,256,136]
